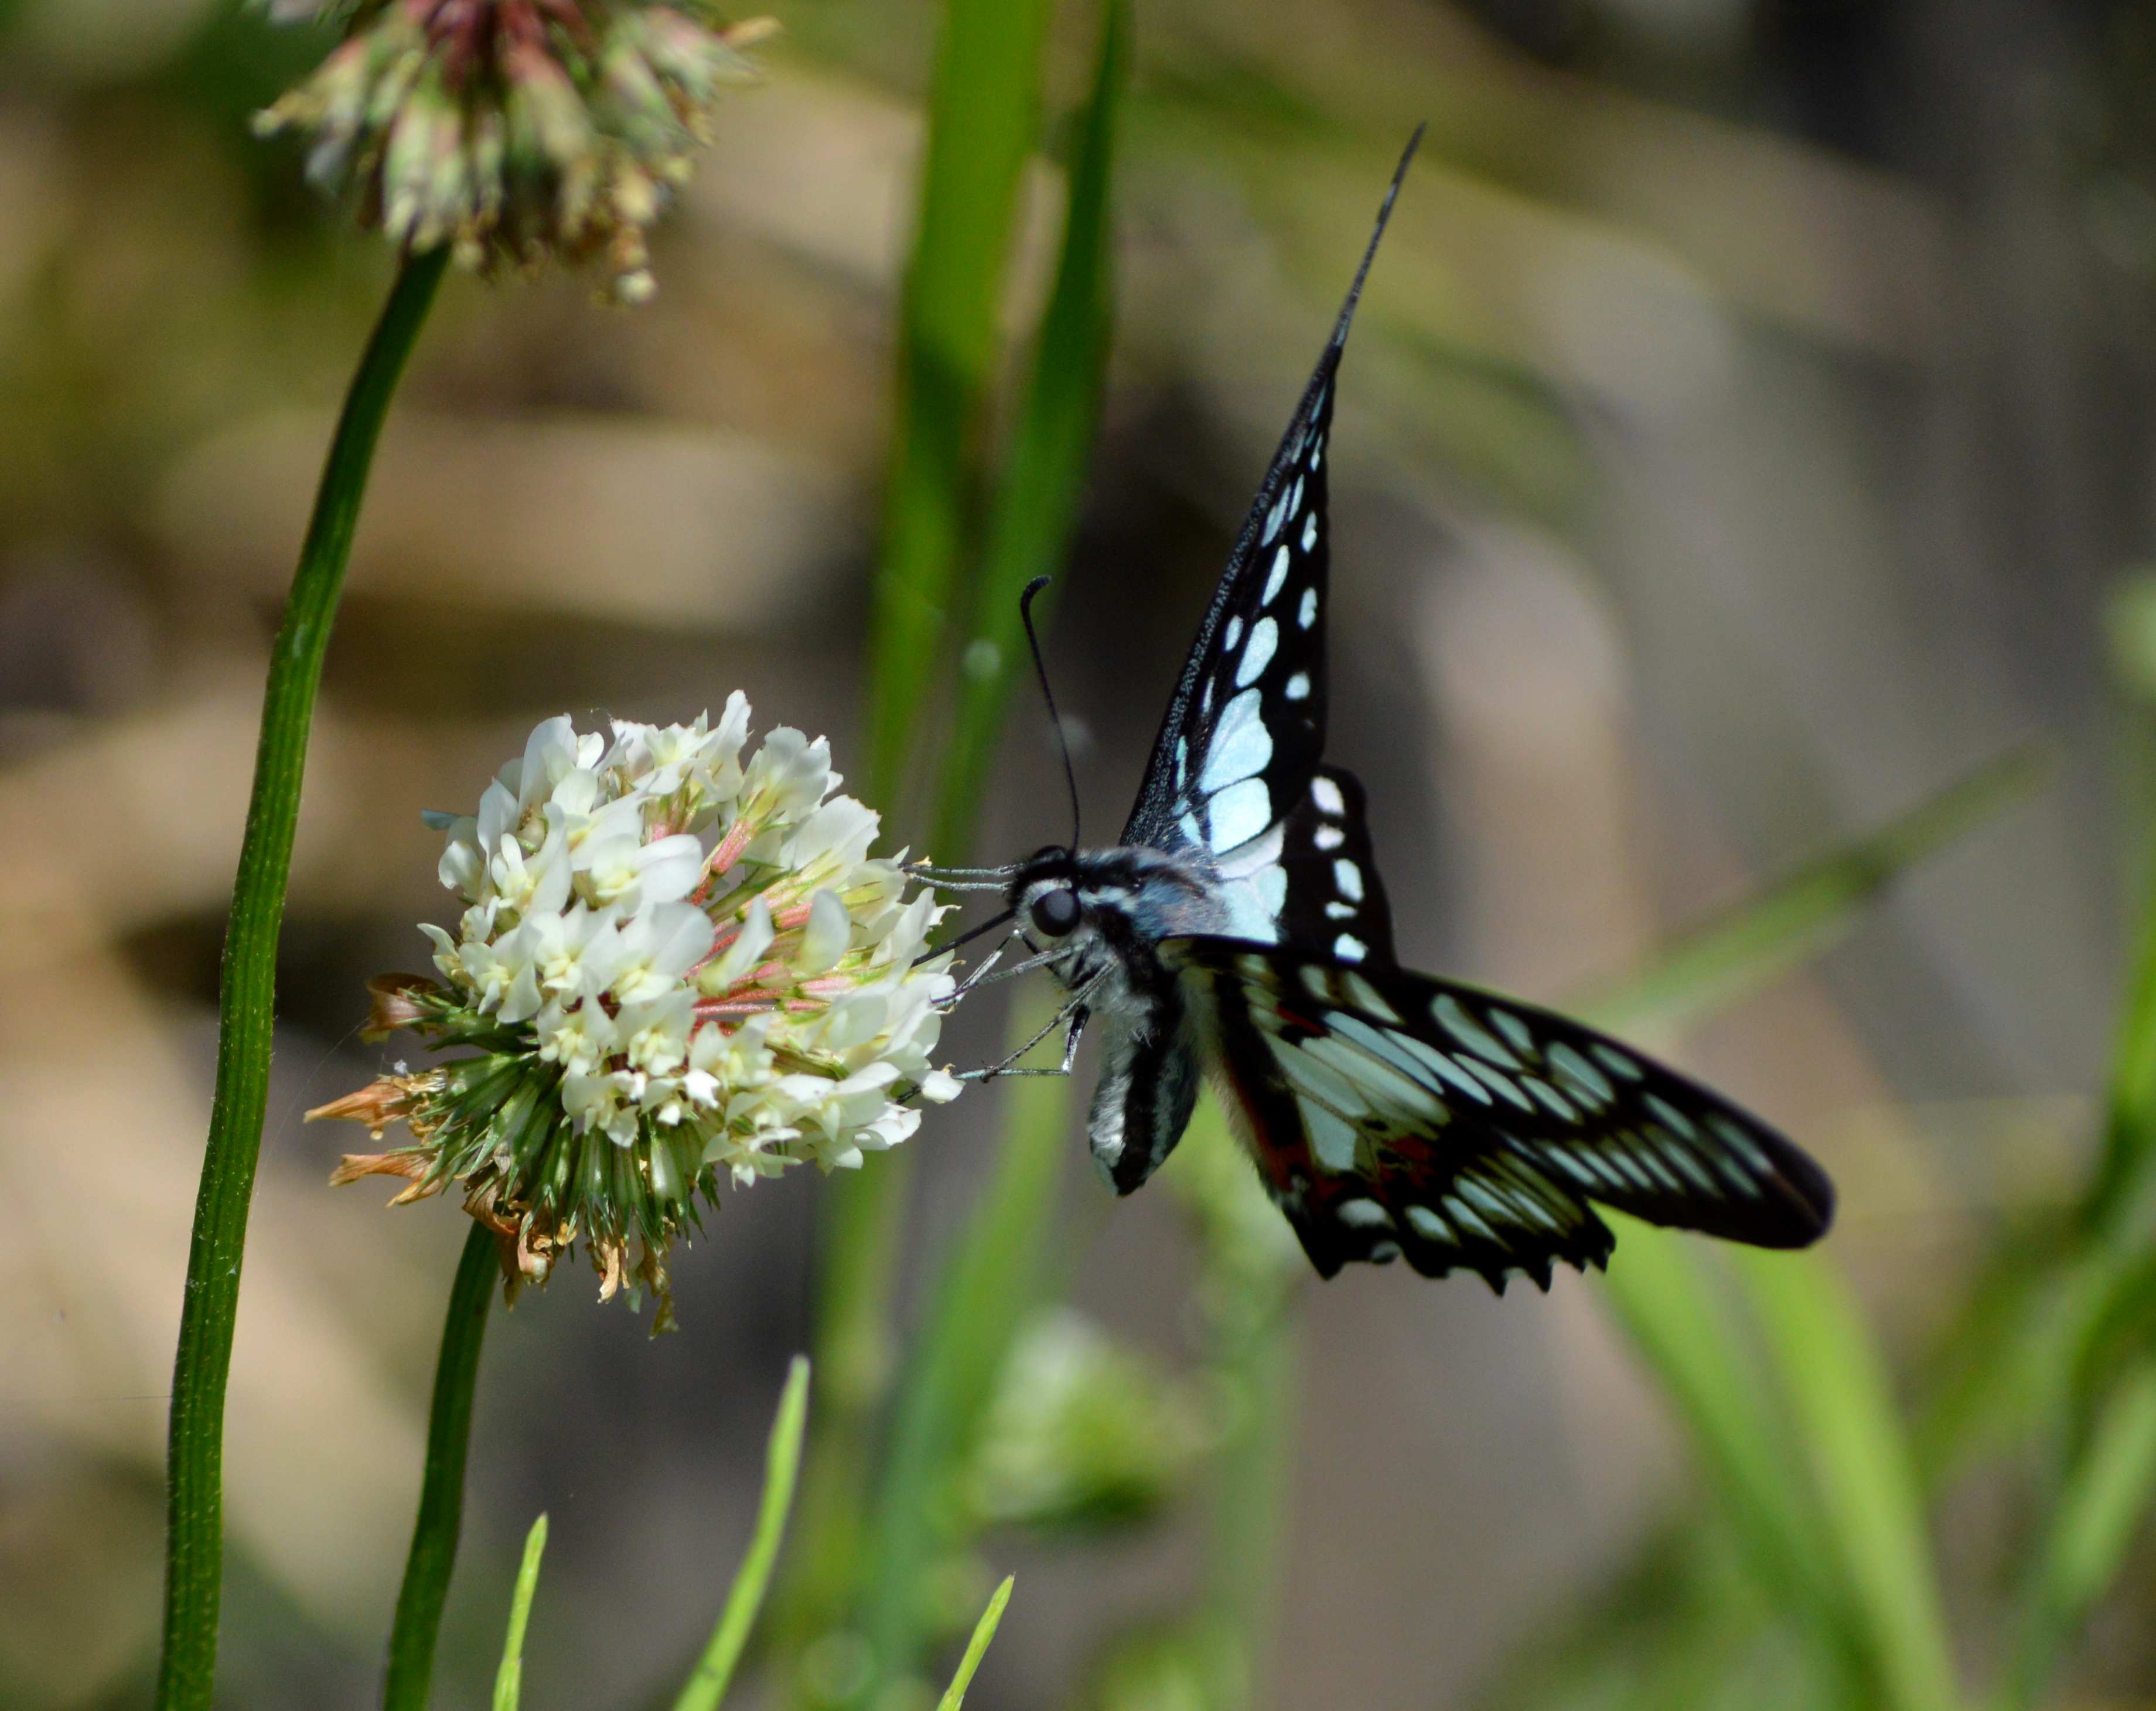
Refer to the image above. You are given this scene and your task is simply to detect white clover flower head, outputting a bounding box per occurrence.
[253,1,776,300]
[312,700,964,1328]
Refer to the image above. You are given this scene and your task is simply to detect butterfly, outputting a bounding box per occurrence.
[919,129,1834,1291]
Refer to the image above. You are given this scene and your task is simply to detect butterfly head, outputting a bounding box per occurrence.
[1009,843,1086,940]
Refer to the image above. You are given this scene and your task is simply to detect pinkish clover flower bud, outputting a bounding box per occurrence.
[255,1,774,300]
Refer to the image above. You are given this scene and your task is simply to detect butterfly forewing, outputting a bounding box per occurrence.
[1274,766,1396,966]
[1166,937,1834,1291]
[1121,139,1421,866]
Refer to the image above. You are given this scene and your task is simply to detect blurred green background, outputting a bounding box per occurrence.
[4,0,2155,1707]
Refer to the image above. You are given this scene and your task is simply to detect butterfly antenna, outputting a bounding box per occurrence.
[1019,575,1082,851]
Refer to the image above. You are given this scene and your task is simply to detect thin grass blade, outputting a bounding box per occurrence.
[1577,744,2046,1035]
[1737,1251,1958,1711]
[937,1577,1015,1711]
[673,1356,812,1711]
[1995,1364,2156,1711]
[492,1515,549,1711]
[858,991,1073,1693]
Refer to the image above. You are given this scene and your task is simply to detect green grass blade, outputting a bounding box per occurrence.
[1995,1364,2156,1711]
[937,1577,1015,1711]
[492,1515,550,1711]
[673,1357,812,1711]
[933,0,1130,861]
[1595,1223,1852,1658]
[1577,744,2046,1035]
[1577,761,2033,1707]
[1738,1252,1958,1711]
[858,991,1074,1693]
[153,247,448,1711]
[864,0,1057,813]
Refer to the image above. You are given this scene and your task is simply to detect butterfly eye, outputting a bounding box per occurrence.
[1029,887,1082,938]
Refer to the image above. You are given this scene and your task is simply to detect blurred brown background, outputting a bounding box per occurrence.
[0,0,2148,1705]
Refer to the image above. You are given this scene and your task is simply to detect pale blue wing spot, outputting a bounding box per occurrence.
[1338,1198,1395,1230]
[1393,1035,1492,1105]
[1325,901,1356,919]
[1660,1136,1720,1192]
[1310,775,1345,815]
[1223,615,1244,651]
[1297,587,1319,629]
[1332,858,1363,901]
[1340,973,1398,1021]
[1288,475,1304,517]
[1442,1194,1503,1246]
[1333,932,1367,963]
[1305,1033,1447,1124]
[1235,616,1279,688]
[1592,1043,1645,1081]
[1431,994,1523,1069]
[1207,777,1273,851]
[1301,513,1318,552]
[1461,1056,1534,1112]
[1266,1034,1372,1119]
[1312,822,1343,849]
[1710,1114,1775,1174]
[1199,689,1271,793]
[1304,1102,1360,1173]
[1491,1010,1535,1054]
[1262,546,1290,605]
[1329,1015,1447,1096]
[1645,1094,1700,1141]
[1407,1205,1452,1242]
[1178,809,1205,848]
[1285,671,1311,701]
[1263,489,1289,544]
[1547,1042,1614,1106]
[1523,1077,1574,1119]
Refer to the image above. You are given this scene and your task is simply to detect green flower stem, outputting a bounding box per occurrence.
[386,1222,499,1711]
[155,246,448,1711]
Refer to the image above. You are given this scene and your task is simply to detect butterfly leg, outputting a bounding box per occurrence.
[940,928,1026,1007]
[957,979,1101,1082]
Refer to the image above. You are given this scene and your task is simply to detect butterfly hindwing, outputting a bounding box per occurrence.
[1166,937,1834,1290]
[1121,138,1421,865]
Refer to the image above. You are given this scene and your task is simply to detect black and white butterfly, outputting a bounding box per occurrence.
[921,131,1833,1291]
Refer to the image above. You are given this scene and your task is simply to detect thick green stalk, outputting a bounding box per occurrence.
[931,0,1128,860]
[846,14,1128,1692]
[384,1222,499,1711]
[782,0,1055,1676]
[863,0,1055,811]
[156,247,448,1711]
